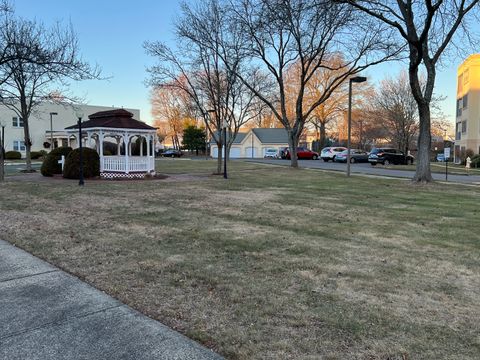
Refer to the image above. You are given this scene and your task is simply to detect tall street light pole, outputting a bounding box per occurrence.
[347,76,367,177]
[0,120,6,182]
[49,112,58,151]
[76,110,85,186]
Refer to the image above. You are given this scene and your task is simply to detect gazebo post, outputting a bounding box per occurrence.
[99,130,104,172]
[87,132,92,149]
[124,133,129,174]
[116,137,121,155]
[140,136,144,157]
[147,135,150,157]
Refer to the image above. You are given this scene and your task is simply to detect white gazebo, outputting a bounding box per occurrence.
[65,109,157,179]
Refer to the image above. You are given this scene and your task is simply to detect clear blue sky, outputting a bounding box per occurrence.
[14,0,479,127]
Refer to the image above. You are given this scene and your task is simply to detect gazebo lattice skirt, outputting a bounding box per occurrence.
[100,172,155,180]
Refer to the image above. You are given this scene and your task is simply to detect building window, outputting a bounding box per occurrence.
[13,140,26,151]
[462,121,467,134]
[456,123,461,140]
[457,99,462,117]
[463,94,468,109]
[464,69,470,85]
[12,117,24,127]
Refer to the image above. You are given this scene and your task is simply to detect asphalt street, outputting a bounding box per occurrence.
[246,159,480,185]
[3,162,42,176]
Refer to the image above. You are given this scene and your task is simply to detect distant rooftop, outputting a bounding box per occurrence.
[252,128,288,144]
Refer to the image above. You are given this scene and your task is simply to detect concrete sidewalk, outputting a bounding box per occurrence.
[0,240,222,360]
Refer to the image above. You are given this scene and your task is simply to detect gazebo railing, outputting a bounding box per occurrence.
[102,156,155,173]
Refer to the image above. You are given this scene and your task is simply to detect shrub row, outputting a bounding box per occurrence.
[31,150,48,159]
[4,151,21,160]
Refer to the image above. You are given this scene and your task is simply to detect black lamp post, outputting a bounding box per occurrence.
[76,110,85,186]
[223,120,227,179]
[0,119,6,182]
[347,76,367,177]
[49,112,58,150]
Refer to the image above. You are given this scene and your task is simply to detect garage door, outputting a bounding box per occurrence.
[211,147,218,158]
[245,147,257,158]
[229,147,241,158]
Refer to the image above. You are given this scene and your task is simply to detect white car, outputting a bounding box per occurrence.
[320,147,347,162]
[264,148,279,158]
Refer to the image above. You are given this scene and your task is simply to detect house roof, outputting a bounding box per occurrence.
[210,131,247,144]
[252,128,288,144]
[65,109,156,130]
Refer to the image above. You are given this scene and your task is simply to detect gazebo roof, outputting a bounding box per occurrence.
[65,109,156,131]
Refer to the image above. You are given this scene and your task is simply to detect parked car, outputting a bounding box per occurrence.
[368,148,414,166]
[436,153,446,162]
[264,148,279,159]
[320,147,347,162]
[162,149,183,158]
[285,147,319,160]
[335,149,369,163]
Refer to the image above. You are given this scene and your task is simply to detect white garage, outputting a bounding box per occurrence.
[209,128,289,159]
[211,146,242,158]
[230,147,241,158]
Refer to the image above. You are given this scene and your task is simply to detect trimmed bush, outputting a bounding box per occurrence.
[5,151,21,160]
[30,151,47,160]
[40,147,73,177]
[63,147,100,179]
[471,154,480,168]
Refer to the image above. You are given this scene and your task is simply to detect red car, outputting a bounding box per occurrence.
[284,147,319,160]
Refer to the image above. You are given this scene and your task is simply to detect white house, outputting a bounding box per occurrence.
[0,103,140,156]
[210,128,289,158]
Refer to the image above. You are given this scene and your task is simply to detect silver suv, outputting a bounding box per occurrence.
[320,147,347,162]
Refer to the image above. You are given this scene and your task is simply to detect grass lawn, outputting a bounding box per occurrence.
[1,160,479,359]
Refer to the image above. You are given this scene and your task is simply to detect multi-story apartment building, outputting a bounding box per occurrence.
[0,103,140,156]
[455,54,480,161]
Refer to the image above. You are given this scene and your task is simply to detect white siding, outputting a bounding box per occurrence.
[245,147,257,158]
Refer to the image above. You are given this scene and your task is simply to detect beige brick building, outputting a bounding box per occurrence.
[455,54,480,161]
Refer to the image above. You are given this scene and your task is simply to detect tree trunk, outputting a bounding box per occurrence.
[319,122,327,149]
[413,103,433,182]
[287,130,299,168]
[0,145,4,181]
[22,116,32,172]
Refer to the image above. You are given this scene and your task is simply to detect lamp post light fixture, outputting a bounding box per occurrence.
[347,76,367,177]
[75,110,85,186]
[49,112,58,150]
[0,119,6,182]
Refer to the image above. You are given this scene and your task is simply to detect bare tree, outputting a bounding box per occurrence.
[373,72,419,156]
[151,85,198,150]
[178,0,400,167]
[145,2,263,174]
[0,16,101,171]
[342,0,480,182]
